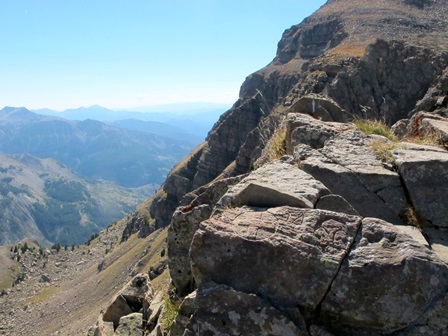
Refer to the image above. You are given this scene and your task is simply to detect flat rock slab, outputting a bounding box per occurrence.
[393,143,448,227]
[175,284,309,336]
[322,217,448,334]
[190,206,361,313]
[295,128,408,224]
[217,160,330,210]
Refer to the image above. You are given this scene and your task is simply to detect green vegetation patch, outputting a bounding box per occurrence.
[44,178,89,203]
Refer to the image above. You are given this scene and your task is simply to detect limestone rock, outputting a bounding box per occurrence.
[172,283,308,336]
[294,127,408,224]
[286,113,355,153]
[398,292,448,336]
[315,194,359,216]
[392,143,448,227]
[321,217,448,334]
[190,206,361,315]
[289,95,349,122]
[168,205,212,295]
[406,111,448,147]
[392,118,410,139]
[103,274,153,330]
[114,313,143,336]
[216,160,330,211]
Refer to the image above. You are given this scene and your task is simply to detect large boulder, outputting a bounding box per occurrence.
[190,206,361,316]
[321,217,448,334]
[102,274,153,330]
[114,313,144,336]
[216,160,330,211]
[170,283,309,336]
[392,143,448,227]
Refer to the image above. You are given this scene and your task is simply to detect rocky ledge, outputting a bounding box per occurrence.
[165,111,448,335]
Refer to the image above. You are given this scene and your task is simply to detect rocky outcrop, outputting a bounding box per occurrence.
[392,143,448,228]
[170,283,308,336]
[146,0,448,232]
[216,160,330,211]
[96,274,153,333]
[140,1,448,335]
[190,207,361,317]
[321,217,448,334]
[166,109,448,334]
[289,113,408,223]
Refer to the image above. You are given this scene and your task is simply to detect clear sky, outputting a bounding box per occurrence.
[0,0,326,110]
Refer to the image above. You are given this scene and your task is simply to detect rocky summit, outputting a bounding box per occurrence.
[3,0,448,335]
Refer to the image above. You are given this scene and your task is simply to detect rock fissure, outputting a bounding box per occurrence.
[313,214,364,324]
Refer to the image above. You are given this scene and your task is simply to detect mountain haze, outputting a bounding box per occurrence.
[0,152,149,245]
[0,107,197,187]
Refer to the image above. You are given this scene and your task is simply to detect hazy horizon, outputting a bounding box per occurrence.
[1,1,326,110]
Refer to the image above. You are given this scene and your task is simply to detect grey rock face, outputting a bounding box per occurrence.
[173,283,309,336]
[216,160,330,211]
[289,95,349,122]
[190,207,361,314]
[115,313,144,336]
[321,217,448,334]
[392,143,448,227]
[102,274,153,330]
[168,205,212,295]
[290,119,408,224]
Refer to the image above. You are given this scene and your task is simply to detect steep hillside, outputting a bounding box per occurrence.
[0,152,150,246]
[0,107,197,187]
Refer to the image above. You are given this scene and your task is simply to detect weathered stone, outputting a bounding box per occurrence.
[397,292,448,336]
[216,160,330,212]
[322,217,448,334]
[173,283,308,336]
[168,205,212,295]
[315,194,359,216]
[423,227,448,264]
[103,274,153,329]
[392,119,410,139]
[296,130,408,224]
[286,113,355,153]
[180,175,246,207]
[115,313,143,335]
[103,295,134,330]
[190,207,361,315]
[407,111,448,146]
[392,143,448,227]
[289,95,349,122]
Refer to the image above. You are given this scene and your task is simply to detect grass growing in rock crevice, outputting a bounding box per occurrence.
[403,206,426,231]
[370,140,397,166]
[353,119,396,141]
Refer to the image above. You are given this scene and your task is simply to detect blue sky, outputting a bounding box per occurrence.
[0,0,326,110]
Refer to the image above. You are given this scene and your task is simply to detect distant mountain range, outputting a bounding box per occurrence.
[0,104,228,245]
[0,107,204,187]
[0,152,152,245]
[32,103,230,138]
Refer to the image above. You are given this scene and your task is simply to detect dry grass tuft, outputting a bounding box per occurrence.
[354,119,396,141]
[370,140,396,165]
[403,207,425,231]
